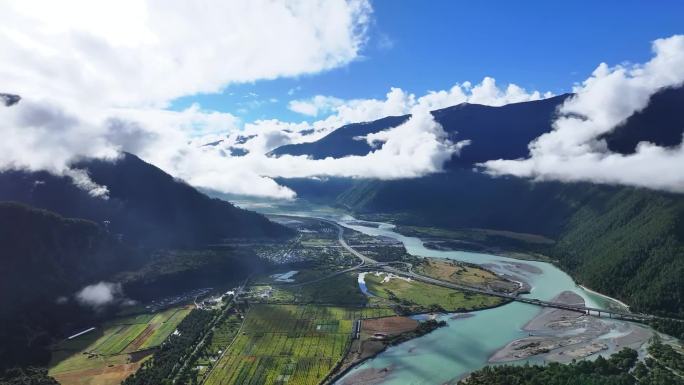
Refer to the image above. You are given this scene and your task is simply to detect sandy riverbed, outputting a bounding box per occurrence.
[489,291,653,363]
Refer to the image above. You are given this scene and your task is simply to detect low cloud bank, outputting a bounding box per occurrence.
[1,77,550,200]
[0,99,121,197]
[482,35,684,193]
[0,0,373,199]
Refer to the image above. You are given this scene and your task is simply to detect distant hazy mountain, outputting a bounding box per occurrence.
[0,152,293,249]
[0,93,21,106]
[269,115,410,158]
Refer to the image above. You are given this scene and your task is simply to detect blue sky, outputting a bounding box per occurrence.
[170,0,684,123]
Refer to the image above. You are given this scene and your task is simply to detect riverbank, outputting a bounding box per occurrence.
[328,317,447,385]
[579,284,631,310]
[385,224,556,264]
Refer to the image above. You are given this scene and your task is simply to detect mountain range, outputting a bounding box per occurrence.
[274,86,684,166]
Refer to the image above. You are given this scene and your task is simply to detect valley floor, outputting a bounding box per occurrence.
[46,213,684,385]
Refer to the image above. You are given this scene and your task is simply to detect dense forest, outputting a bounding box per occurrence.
[551,188,684,320]
[460,339,684,385]
[0,367,59,385]
[0,202,138,368]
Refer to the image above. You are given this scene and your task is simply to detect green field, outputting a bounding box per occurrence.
[250,272,369,306]
[203,304,392,385]
[413,258,519,294]
[139,307,193,349]
[49,305,193,385]
[195,312,244,381]
[290,273,367,305]
[203,314,243,359]
[94,323,148,355]
[364,272,504,312]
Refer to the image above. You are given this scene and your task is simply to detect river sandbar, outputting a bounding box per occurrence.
[490,291,653,364]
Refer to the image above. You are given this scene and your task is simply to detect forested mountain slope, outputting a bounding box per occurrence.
[0,152,293,249]
[0,203,137,368]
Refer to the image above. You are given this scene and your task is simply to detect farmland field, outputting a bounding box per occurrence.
[364,272,504,312]
[203,304,393,385]
[48,305,192,385]
[249,272,368,306]
[138,307,193,349]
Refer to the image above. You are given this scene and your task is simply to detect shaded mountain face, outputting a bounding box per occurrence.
[603,86,684,153]
[270,95,571,165]
[0,202,134,304]
[0,202,137,368]
[434,95,570,168]
[0,93,21,106]
[271,86,684,166]
[0,152,293,249]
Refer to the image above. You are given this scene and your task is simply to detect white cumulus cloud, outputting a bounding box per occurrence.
[75,281,123,308]
[288,96,345,117]
[482,35,684,193]
[2,0,578,200]
[0,0,372,107]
